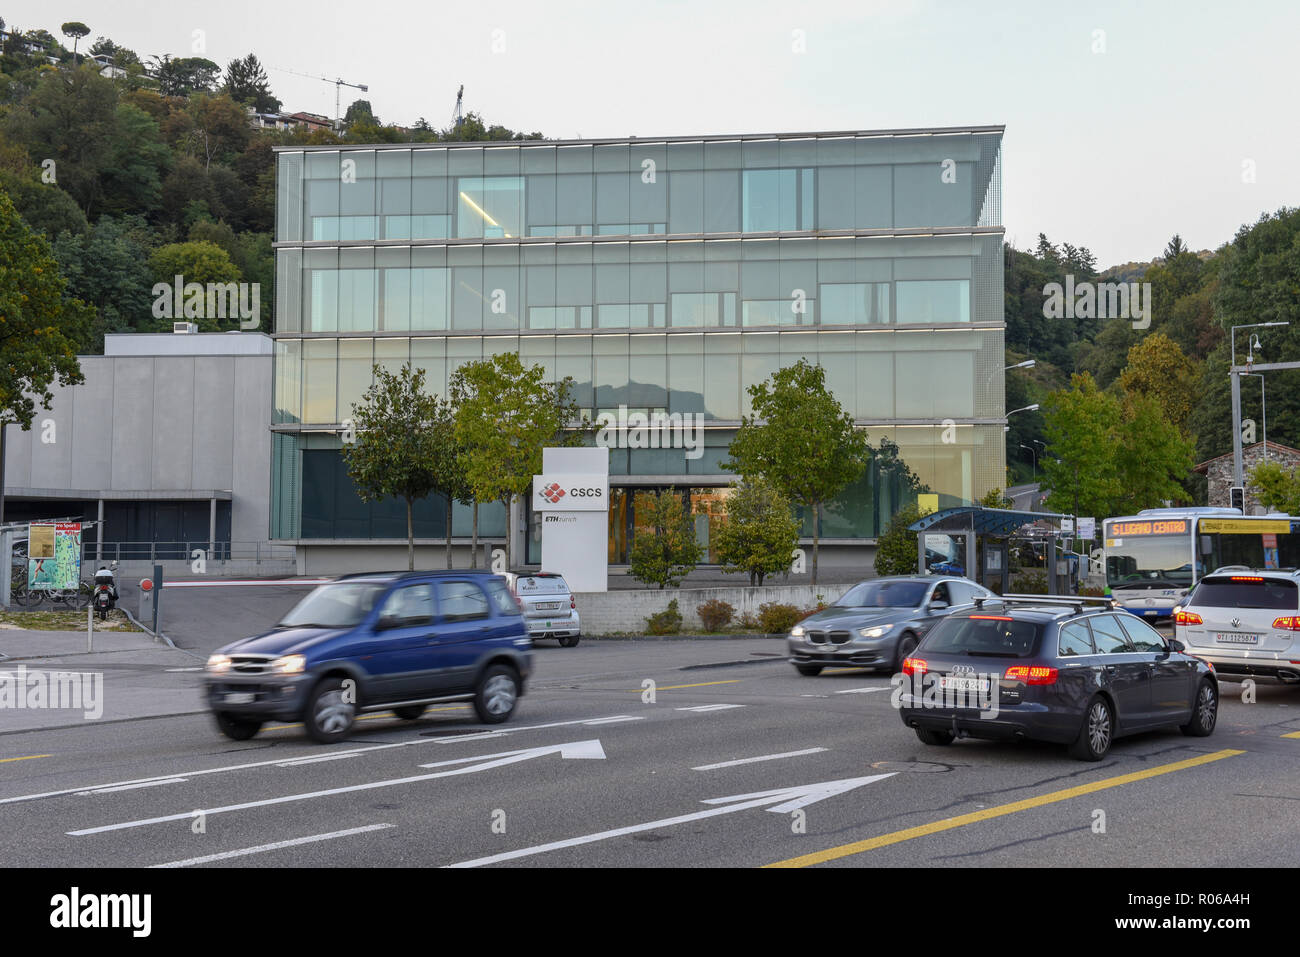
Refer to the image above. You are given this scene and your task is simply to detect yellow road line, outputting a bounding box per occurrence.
[765,748,1245,869]
[0,754,50,764]
[265,705,468,732]
[632,679,742,692]
[1283,731,1300,739]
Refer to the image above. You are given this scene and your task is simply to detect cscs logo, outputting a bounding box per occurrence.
[532,474,608,512]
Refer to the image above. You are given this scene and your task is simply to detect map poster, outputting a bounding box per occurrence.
[28,522,82,591]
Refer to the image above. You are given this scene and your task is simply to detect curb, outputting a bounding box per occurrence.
[0,709,210,737]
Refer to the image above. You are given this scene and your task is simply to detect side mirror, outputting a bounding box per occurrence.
[1167,638,1186,653]
[929,600,948,612]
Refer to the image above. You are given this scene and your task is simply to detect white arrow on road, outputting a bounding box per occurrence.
[67,740,606,837]
[448,772,895,868]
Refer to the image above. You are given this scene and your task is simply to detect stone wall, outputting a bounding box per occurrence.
[572,582,856,634]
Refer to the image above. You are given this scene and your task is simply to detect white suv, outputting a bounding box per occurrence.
[500,571,581,647]
[1175,570,1300,685]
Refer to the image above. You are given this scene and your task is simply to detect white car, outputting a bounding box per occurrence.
[500,571,581,647]
[1174,570,1300,685]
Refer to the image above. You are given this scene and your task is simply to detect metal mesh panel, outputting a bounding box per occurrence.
[975,136,1001,227]
[269,433,301,540]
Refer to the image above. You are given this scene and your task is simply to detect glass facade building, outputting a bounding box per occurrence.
[271,127,1006,563]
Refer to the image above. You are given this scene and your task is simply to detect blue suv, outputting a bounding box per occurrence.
[204,571,533,743]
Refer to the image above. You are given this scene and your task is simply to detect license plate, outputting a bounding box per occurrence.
[1215,632,1259,645]
[938,676,990,693]
[224,692,255,704]
[536,602,562,610]
[1143,610,1159,616]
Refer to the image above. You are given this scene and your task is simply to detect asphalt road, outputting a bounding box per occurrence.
[2,639,1297,869]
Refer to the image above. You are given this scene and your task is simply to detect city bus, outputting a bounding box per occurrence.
[1102,507,1300,619]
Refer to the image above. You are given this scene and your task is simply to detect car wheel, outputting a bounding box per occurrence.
[895,633,919,671]
[1068,695,1114,761]
[215,711,263,741]
[304,677,357,743]
[392,705,426,720]
[558,635,580,648]
[1180,680,1217,737]
[915,727,954,746]
[795,664,823,677]
[474,664,519,724]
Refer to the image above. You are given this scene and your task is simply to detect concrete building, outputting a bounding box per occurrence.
[1,332,277,568]
[271,126,1008,574]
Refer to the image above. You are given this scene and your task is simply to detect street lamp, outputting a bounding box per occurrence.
[1231,322,1289,485]
[1242,372,1267,462]
[1005,359,1036,372]
[1019,443,1037,480]
[1007,404,1039,417]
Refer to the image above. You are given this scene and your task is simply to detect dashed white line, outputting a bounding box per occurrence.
[834,687,891,695]
[692,748,828,771]
[675,704,745,713]
[150,823,394,868]
[78,779,187,796]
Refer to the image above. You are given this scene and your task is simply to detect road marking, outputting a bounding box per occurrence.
[675,704,745,713]
[764,748,1245,868]
[582,716,644,726]
[834,687,890,695]
[164,667,203,673]
[68,740,607,836]
[448,773,894,868]
[0,754,49,764]
[640,680,742,692]
[275,753,359,768]
[1282,731,1300,739]
[693,748,828,771]
[78,779,187,796]
[1,712,637,806]
[151,823,394,868]
[265,705,469,731]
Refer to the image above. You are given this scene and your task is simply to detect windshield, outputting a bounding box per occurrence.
[278,582,387,629]
[836,580,928,609]
[1105,533,1192,589]
[1191,577,1298,610]
[922,616,1042,658]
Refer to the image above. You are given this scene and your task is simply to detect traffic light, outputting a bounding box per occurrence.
[1230,486,1245,512]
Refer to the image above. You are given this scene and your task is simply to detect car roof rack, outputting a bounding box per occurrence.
[974,594,1119,614]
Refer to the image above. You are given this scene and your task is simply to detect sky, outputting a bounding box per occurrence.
[8,0,1297,266]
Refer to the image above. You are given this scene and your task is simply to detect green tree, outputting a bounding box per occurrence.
[60,22,89,63]
[629,490,703,589]
[450,352,584,570]
[1040,373,1122,518]
[150,55,220,96]
[52,215,154,349]
[341,364,446,570]
[713,477,799,586]
[147,240,242,330]
[344,99,377,127]
[1113,394,1195,513]
[725,358,869,584]
[99,103,169,217]
[1249,461,1300,514]
[0,190,88,517]
[222,54,280,113]
[1117,332,1200,435]
[874,503,923,577]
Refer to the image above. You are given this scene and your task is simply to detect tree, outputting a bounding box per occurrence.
[147,240,242,330]
[222,54,280,113]
[150,55,220,97]
[99,103,169,217]
[1249,461,1300,514]
[0,190,88,519]
[978,488,1014,508]
[874,503,923,577]
[341,365,446,570]
[60,23,90,63]
[713,477,799,586]
[1040,373,1122,519]
[1117,332,1200,435]
[450,352,584,570]
[344,99,377,127]
[628,490,703,589]
[52,215,155,350]
[725,358,869,585]
[1113,394,1195,513]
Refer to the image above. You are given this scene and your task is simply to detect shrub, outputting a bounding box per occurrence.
[1009,571,1048,594]
[629,490,703,589]
[1077,584,1106,597]
[737,611,760,631]
[758,601,802,634]
[646,599,683,635]
[796,599,827,622]
[696,598,735,632]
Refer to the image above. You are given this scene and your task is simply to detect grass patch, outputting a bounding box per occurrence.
[0,609,141,632]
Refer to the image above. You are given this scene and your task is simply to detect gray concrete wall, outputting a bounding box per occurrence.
[2,352,272,547]
[573,583,853,634]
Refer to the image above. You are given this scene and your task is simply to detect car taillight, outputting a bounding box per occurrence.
[1272,617,1300,631]
[902,657,927,676]
[570,595,576,610]
[1175,610,1203,626]
[1004,665,1059,685]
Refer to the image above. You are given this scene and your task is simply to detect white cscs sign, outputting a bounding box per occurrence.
[531,475,608,511]
[534,448,610,593]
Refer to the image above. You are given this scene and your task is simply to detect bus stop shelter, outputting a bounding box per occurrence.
[908,505,1073,592]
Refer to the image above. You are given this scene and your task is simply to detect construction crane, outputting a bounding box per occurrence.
[451,84,464,133]
[270,66,369,130]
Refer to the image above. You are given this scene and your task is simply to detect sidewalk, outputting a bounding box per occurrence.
[0,629,208,733]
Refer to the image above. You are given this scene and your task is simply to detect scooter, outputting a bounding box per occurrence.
[93,562,119,620]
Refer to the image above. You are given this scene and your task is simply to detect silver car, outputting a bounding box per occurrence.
[787,576,993,676]
[1174,570,1300,685]
[500,571,581,647]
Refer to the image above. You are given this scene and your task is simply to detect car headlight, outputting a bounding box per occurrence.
[206,654,232,674]
[859,625,893,639]
[790,625,805,638]
[270,654,306,675]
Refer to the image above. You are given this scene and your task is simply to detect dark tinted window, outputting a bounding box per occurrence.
[1089,614,1133,654]
[921,616,1041,658]
[1118,614,1166,652]
[1058,621,1094,657]
[837,580,928,608]
[1191,577,1298,610]
[436,581,490,621]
